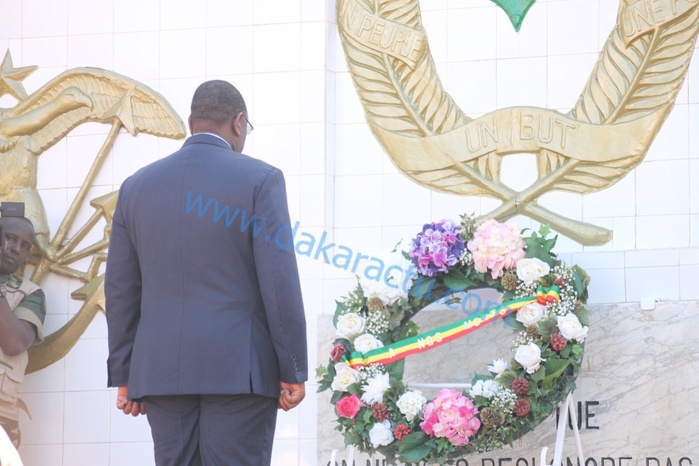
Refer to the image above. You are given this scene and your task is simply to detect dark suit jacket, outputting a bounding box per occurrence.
[105,133,307,399]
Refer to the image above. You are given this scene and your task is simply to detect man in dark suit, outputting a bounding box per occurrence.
[105,80,308,466]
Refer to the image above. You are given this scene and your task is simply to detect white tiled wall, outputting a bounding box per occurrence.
[1,0,697,465]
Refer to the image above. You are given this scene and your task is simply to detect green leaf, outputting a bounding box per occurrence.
[543,359,570,388]
[559,346,571,358]
[410,276,436,300]
[537,318,557,339]
[499,370,516,386]
[330,390,344,403]
[324,362,336,380]
[388,309,407,329]
[574,305,590,326]
[571,265,590,302]
[316,365,328,379]
[316,364,333,392]
[502,289,517,302]
[398,431,429,449]
[333,300,349,326]
[529,367,545,382]
[523,225,558,266]
[447,267,467,280]
[399,443,433,464]
[443,270,471,291]
[393,320,419,341]
[398,431,432,463]
[444,275,469,291]
[506,314,525,331]
[333,337,351,348]
[346,383,361,396]
[386,359,405,381]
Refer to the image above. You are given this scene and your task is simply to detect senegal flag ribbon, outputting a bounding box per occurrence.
[345,286,561,368]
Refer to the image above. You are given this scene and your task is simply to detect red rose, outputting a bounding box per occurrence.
[330,344,346,362]
[336,394,362,419]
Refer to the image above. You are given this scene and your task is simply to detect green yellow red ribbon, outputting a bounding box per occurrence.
[345,286,560,368]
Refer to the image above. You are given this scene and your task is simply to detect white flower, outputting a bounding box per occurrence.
[336,312,365,339]
[387,249,416,284]
[331,362,359,392]
[361,372,390,404]
[369,420,394,447]
[515,342,543,374]
[396,390,427,421]
[492,387,518,411]
[360,252,415,306]
[516,302,546,327]
[487,358,508,375]
[353,333,384,353]
[469,379,501,399]
[360,278,404,307]
[516,258,551,285]
[557,314,588,342]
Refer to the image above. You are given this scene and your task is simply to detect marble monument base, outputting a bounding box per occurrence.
[317,300,699,466]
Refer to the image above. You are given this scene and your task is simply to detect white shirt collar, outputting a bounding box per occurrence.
[194,132,231,149]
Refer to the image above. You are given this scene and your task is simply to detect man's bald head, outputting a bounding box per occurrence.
[190,80,247,126]
[188,80,250,152]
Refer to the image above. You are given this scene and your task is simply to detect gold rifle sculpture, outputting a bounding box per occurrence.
[336,0,699,246]
[0,50,186,373]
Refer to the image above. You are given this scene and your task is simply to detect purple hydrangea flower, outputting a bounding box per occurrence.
[408,220,465,276]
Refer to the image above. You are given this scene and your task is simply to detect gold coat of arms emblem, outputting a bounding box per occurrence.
[337,0,699,246]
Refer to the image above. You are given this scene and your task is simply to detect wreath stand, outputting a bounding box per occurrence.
[542,392,586,466]
[327,391,585,466]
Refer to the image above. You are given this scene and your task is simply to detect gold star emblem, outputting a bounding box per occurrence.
[0,50,37,101]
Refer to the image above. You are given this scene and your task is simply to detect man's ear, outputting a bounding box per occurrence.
[231,113,244,137]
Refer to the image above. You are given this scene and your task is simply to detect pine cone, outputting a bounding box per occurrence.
[502,272,518,291]
[551,333,567,352]
[526,325,539,339]
[513,399,531,417]
[394,424,411,440]
[512,377,529,396]
[367,297,385,312]
[479,407,501,428]
[372,403,389,421]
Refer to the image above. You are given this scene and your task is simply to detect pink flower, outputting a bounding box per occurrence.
[336,394,362,419]
[467,219,525,279]
[419,389,480,446]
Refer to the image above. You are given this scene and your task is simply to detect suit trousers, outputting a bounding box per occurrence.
[142,394,278,466]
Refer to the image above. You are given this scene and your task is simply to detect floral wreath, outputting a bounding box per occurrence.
[317,215,591,465]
